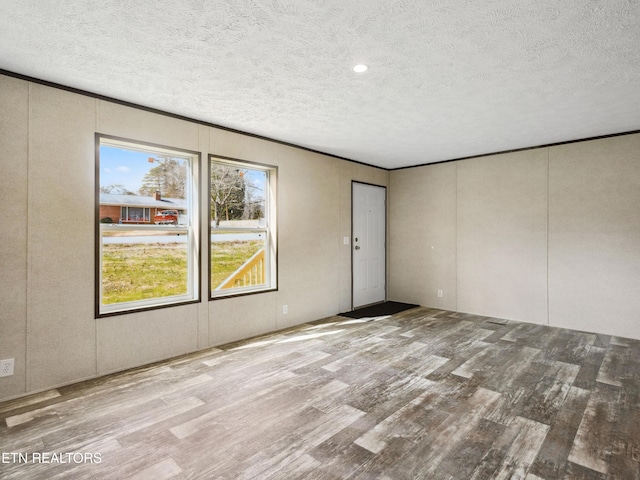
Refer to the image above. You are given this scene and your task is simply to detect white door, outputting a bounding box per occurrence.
[352,182,386,308]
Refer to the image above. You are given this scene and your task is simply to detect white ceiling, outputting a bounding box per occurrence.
[1,0,639,169]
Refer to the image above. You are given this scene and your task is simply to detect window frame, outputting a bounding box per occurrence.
[120,206,151,223]
[95,134,201,318]
[209,155,277,300]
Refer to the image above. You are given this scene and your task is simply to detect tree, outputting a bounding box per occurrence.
[139,157,187,199]
[100,184,136,195]
[211,164,247,226]
[242,175,265,220]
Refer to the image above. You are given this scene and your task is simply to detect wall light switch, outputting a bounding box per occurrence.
[343,236,350,245]
[282,305,288,315]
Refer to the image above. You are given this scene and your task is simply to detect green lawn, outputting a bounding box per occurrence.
[102,240,262,305]
[102,243,188,305]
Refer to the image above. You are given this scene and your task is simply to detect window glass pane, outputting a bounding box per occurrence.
[211,164,266,228]
[210,158,274,297]
[100,145,189,225]
[102,229,189,305]
[211,231,267,291]
[97,137,199,315]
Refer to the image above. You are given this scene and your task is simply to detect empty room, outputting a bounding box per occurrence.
[1,1,639,479]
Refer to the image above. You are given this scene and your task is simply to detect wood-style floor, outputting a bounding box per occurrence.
[1,307,639,479]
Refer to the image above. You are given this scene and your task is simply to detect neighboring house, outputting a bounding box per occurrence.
[99,191,187,224]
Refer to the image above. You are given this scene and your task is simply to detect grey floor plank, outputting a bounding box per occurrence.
[1,307,639,479]
[568,383,621,474]
[529,385,591,479]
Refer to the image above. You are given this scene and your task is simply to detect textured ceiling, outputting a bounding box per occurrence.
[1,0,639,169]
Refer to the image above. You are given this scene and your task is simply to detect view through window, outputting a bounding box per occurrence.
[96,136,199,315]
[210,158,276,296]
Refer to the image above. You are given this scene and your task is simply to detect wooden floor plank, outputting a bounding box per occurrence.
[490,416,550,480]
[384,387,502,479]
[437,418,506,479]
[529,385,591,479]
[568,383,621,474]
[128,457,182,480]
[596,345,626,387]
[1,307,639,479]
[353,385,440,454]
[519,361,581,425]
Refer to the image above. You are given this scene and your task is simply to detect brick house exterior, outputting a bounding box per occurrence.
[99,191,187,224]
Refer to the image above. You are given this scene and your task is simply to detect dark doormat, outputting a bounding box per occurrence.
[339,301,419,319]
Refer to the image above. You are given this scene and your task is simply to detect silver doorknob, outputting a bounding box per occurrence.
[355,246,360,250]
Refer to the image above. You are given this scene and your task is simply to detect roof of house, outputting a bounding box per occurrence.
[100,193,187,209]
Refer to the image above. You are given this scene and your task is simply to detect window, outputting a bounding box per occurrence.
[96,135,200,316]
[120,206,150,223]
[210,157,276,297]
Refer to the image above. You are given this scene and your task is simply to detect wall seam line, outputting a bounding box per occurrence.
[546,147,550,326]
[455,162,458,313]
[25,82,32,393]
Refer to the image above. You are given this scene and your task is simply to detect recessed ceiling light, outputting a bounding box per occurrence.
[353,64,368,73]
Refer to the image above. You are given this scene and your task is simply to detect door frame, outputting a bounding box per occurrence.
[351,181,388,310]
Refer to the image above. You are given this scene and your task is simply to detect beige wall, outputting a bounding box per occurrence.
[456,150,548,324]
[548,135,640,338]
[389,162,457,310]
[389,134,640,340]
[28,84,98,392]
[0,76,29,398]
[0,74,388,401]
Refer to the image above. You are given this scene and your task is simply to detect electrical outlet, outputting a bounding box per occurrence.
[282,305,288,315]
[0,358,14,377]
[437,289,443,298]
